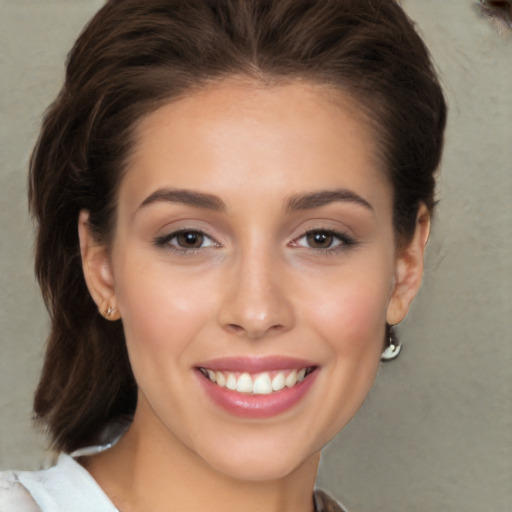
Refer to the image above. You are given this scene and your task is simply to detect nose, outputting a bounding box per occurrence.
[217,250,295,340]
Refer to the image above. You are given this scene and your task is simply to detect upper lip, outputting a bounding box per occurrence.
[196,356,317,373]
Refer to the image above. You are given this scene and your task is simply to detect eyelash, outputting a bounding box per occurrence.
[153,228,356,255]
[290,229,357,254]
[153,229,220,254]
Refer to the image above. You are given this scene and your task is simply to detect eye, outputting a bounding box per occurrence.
[305,231,337,249]
[154,229,218,251]
[174,231,206,248]
[293,229,355,250]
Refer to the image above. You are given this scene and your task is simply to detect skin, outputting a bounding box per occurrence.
[79,80,430,512]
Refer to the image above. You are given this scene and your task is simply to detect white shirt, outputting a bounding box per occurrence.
[0,452,118,512]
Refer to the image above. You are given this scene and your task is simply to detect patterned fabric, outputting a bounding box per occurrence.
[314,489,348,512]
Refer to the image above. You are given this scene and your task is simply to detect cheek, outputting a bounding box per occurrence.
[301,274,391,443]
[113,258,218,368]
[304,268,392,355]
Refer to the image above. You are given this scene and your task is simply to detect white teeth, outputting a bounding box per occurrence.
[203,367,311,394]
[237,373,253,393]
[271,373,286,391]
[215,371,226,387]
[226,373,237,390]
[253,373,272,394]
[285,369,298,388]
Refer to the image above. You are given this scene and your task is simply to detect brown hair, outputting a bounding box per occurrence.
[29,0,446,452]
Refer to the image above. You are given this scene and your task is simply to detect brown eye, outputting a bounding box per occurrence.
[292,229,355,252]
[154,230,218,251]
[306,231,334,249]
[176,231,204,248]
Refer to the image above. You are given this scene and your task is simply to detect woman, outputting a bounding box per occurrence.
[0,0,446,510]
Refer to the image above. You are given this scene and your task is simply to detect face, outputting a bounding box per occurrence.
[81,81,427,482]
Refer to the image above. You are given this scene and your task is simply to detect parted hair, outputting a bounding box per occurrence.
[29,0,446,452]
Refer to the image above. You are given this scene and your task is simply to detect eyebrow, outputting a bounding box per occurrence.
[285,189,373,212]
[137,187,372,214]
[138,188,227,212]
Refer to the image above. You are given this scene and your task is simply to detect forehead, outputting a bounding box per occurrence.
[120,80,391,213]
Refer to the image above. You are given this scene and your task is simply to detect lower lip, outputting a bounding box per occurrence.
[197,370,318,419]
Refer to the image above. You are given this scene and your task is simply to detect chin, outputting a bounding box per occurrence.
[196,433,320,482]
[212,453,312,482]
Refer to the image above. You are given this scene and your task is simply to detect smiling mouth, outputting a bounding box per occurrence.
[198,367,316,395]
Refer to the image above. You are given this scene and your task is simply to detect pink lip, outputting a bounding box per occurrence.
[196,356,316,373]
[195,357,319,419]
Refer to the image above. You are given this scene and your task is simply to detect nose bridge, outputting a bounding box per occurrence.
[218,238,294,339]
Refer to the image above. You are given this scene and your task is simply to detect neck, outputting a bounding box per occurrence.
[83,414,320,512]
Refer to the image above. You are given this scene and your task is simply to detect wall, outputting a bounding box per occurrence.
[1,1,510,511]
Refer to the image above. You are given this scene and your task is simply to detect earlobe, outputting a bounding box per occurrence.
[386,204,430,326]
[78,210,121,320]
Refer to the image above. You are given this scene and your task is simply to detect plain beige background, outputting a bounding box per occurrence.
[0,1,511,511]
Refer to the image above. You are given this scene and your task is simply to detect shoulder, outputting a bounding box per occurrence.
[0,454,117,512]
[314,489,349,512]
[0,471,42,512]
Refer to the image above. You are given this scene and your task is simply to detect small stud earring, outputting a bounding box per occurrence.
[101,304,116,320]
[381,327,402,361]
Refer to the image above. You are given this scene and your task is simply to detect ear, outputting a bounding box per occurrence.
[386,203,431,326]
[78,210,121,320]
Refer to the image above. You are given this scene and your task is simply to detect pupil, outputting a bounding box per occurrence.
[178,231,203,248]
[308,232,332,248]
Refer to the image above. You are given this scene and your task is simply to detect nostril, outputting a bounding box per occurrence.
[223,321,286,340]
[226,324,244,334]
